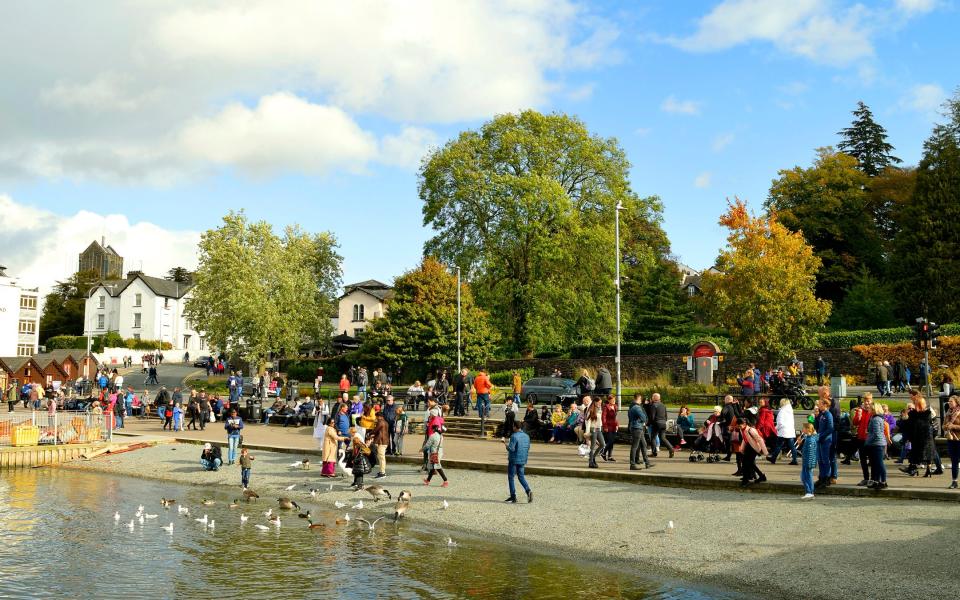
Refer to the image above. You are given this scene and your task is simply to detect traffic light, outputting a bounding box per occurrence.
[915,318,927,349]
[929,322,940,349]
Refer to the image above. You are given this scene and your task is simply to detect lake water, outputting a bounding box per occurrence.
[0,469,748,599]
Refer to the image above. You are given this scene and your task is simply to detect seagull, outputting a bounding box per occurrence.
[243,488,259,502]
[144,514,158,519]
[364,486,391,502]
[195,515,208,524]
[137,504,144,512]
[309,489,319,498]
[447,537,457,547]
[442,500,449,510]
[177,506,190,515]
[263,508,273,518]
[126,520,135,531]
[357,516,385,531]
[240,514,249,523]
[138,515,145,525]
[334,501,347,509]
[351,500,364,510]
[206,520,216,530]
[135,508,143,518]
[161,523,174,533]
[344,513,351,522]
[284,484,296,491]
[113,511,121,522]
[254,524,271,531]
[269,516,281,528]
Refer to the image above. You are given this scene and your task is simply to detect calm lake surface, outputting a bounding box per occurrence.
[0,469,749,599]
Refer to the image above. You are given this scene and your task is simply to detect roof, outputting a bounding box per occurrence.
[0,357,42,372]
[38,350,82,365]
[0,358,12,374]
[341,279,394,301]
[81,240,121,257]
[33,356,68,377]
[89,273,193,299]
[681,274,702,289]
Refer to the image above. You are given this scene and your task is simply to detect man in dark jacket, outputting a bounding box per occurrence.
[200,442,223,471]
[649,393,674,458]
[628,393,652,470]
[594,367,613,396]
[719,394,739,461]
[382,395,398,455]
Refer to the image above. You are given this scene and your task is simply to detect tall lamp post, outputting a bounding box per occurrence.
[455,266,462,373]
[615,201,623,411]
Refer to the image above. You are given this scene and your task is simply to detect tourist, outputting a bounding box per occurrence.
[944,395,960,489]
[902,392,936,477]
[474,369,492,418]
[320,417,340,477]
[47,394,57,417]
[852,393,874,486]
[799,422,818,499]
[370,411,389,479]
[649,393,674,458]
[394,405,408,455]
[815,398,835,488]
[162,401,174,431]
[594,366,612,397]
[7,380,17,412]
[200,442,222,471]
[422,425,449,487]
[601,394,618,461]
[756,398,777,449]
[224,409,244,465]
[406,381,424,411]
[239,447,254,488]
[865,403,888,489]
[769,398,798,465]
[172,402,183,431]
[719,395,739,461]
[548,404,566,443]
[676,405,695,446]
[512,371,523,404]
[628,393,652,470]
[576,369,595,398]
[185,397,199,430]
[349,428,371,491]
[740,409,767,486]
[522,399,540,437]
[357,401,376,439]
[821,385,840,484]
[739,369,755,397]
[584,396,605,468]
[504,420,533,503]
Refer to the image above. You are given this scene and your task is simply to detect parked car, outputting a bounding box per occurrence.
[193,356,212,368]
[520,377,578,406]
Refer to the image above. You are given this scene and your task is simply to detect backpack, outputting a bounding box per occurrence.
[585,377,595,392]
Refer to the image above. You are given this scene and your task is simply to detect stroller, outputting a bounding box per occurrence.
[689,418,724,463]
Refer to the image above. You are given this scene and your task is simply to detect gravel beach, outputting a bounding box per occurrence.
[64,443,960,599]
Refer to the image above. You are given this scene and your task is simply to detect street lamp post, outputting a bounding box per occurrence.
[615,202,623,411]
[455,266,462,373]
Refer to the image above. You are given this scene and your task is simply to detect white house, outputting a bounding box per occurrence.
[0,266,40,357]
[85,271,204,352]
[336,279,393,339]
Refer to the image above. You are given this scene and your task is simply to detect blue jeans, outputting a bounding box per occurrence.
[115,413,123,429]
[770,437,797,463]
[227,434,240,463]
[200,457,222,471]
[241,467,251,488]
[866,444,886,483]
[476,394,490,417]
[947,440,960,481]
[508,462,530,498]
[818,440,832,480]
[801,467,814,494]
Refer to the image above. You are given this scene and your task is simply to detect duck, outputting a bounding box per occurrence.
[161,522,174,533]
[228,500,240,509]
[160,498,176,508]
[297,510,311,519]
[201,499,215,506]
[364,486,391,502]
[242,488,259,502]
[277,498,300,510]
[307,519,324,530]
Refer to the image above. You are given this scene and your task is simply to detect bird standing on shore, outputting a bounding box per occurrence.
[243,488,259,502]
[364,486,391,502]
[351,500,364,510]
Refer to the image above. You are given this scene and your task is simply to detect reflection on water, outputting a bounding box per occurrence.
[0,470,747,599]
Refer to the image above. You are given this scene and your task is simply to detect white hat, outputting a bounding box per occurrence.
[203,442,212,450]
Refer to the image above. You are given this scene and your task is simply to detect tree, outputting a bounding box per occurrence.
[828,267,898,330]
[419,110,666,356]
[38,269,101,344]
[891,90,960,322]
[766,148,884,303]
[165,267,194,283]
[837,100,901,177]
[870,166,917,246]
[356,257,498,378]
[623,257,695,341]
[185,212,342,369]
[698,199,830,363]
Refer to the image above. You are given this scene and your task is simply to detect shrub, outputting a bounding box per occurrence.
[570,335,729,358]
[818,324,960,348]
[45,335,87,350]
[487,367,533,387]
[852,336,960,368]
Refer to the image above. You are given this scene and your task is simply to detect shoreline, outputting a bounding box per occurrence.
[57,441,960,600]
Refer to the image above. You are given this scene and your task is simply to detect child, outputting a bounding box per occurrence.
[349,427,371,491]
[239,447,254,488]
[799,421,819,500]
[172,403,183,432]
[394,405,408,456]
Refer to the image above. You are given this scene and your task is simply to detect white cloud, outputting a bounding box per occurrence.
[712,132,735,152]
[777,81,810,95]
[634,127,652,137]
[900,83,947,116]
[895,0,937,15]
[661,95,702,115]
[566,83,597,102]
[0,194,200,293]
[379,127,439,170]
[694,172,712,188]
[0,0,616,183]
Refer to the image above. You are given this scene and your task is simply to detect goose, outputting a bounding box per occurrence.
[393,498,409,522]
[356,516,385,531]
[364,486,391,502]
[201,499,215,506]
[160,498,176,508]
[228,500,240,509]
[297,510,311,519]
[284,484,296,491]
[307,519,324,530]
[144,514,158,519]
[243,488,260,501]
[334,500,347,509]
[254,524,271,531]
[397,490,412,503]
[113,511,120,522]
[351,500,364,510]
[126,520,135,531]
[161,523,174,533]
[195,515,208,524]
[277,498,300,510]
[240,514,249,524]
[447,537,457,547]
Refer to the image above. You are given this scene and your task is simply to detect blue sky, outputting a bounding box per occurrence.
[0,0,955,290]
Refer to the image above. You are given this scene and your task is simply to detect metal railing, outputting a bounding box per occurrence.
[0,411,111,447]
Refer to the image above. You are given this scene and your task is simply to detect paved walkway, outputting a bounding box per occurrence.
[112,417,960,502]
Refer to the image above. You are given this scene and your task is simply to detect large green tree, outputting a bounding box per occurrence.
[766,148,884,303]
[185,212,342,368]
[891,90,960,322]
[356,257,498,378]
[699,200,830,363]
[165,266,194,283]
[828,267,898,330]
[837,101,901,177]
[419,110,666,356]
[39,269,101,343]
[623,257,695,341]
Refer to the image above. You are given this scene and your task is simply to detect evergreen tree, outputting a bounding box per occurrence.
[892,91,960,322]
[623,258,694,341]
[828,268,898,330]
[837,101,901,177]
[165,266,194,283]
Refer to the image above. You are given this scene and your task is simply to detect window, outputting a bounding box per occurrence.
[164,298,169,309]
[133,313,142,328]
[352,304,365,321]
[132,333,141,340]
[199,338,206,350]
[134,293,142,307]
[19,295,37,310]
[18,320,36,334]
[183,335,191,348]
[17,344,34,357]
[353,328,364,338]
[97,314,105,329]
[98,295,105,309]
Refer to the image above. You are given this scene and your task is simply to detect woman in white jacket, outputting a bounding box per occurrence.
[767,398,798,465]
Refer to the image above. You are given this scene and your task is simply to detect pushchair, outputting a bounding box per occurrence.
[689,419,724,463]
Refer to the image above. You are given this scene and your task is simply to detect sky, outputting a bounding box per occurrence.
[0,0,956,293]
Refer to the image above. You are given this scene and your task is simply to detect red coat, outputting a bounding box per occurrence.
[757,407,777,438]
[601,403,619,432]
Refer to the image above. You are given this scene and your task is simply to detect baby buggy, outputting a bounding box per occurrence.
[689,419,724,463]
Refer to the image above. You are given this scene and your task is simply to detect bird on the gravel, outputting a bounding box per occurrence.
[397,490,412,503]
[441,500,449,510]
[161,523,174,533]
[334,500,347,509]
[289,459,311,470]
[393,501,409,522]
[307,519,324,530]
[277,498,300,510]
[284,484,296,491]
[160,498,176,508]
[357,516,384,531]
[364,486,391,502]
[298,510,311,519]
[666,521,675,534]
[336,451,353,478]
[240,514,249,523]
[243,488,259,501]
[351,500,364,510]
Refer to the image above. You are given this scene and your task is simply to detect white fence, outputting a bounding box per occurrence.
[0,411,111,446]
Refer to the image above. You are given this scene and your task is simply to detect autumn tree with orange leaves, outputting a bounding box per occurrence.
[699,199,831,364]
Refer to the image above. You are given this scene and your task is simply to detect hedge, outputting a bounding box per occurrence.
[852,336,960,368]
[818,324,960,348]
[570,335,729,358]
[488,367,533,387]
[43,333,172,352]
